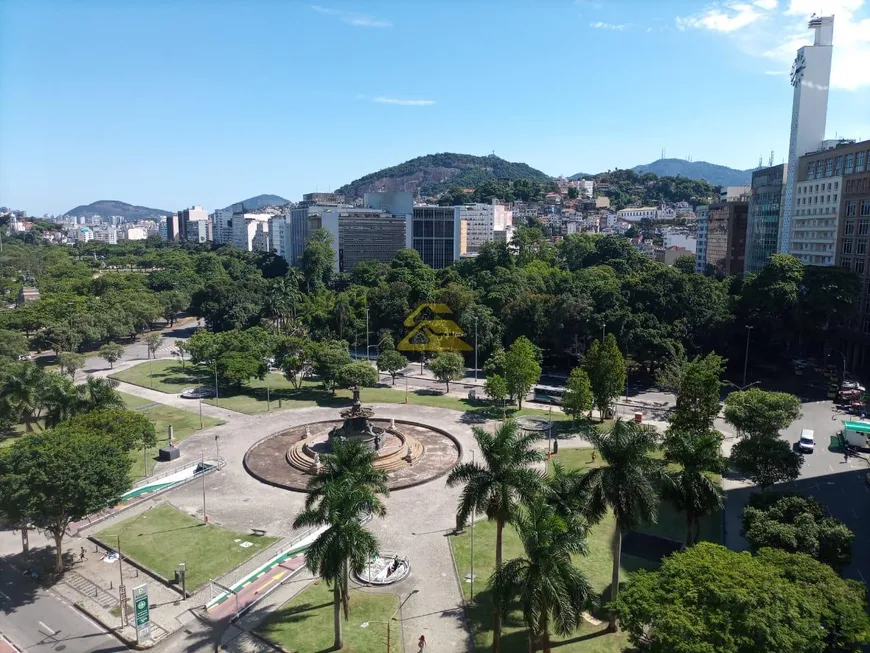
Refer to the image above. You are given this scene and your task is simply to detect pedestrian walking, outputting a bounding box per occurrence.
[418,635,426,652]
[844,448,850,463]
[79,547,87,562]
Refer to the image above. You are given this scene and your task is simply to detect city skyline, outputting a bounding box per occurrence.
[1,0,868,216]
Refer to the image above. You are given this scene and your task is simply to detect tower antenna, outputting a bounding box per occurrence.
[769,150,774,167]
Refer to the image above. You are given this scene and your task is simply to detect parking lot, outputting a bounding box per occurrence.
[724,397,870,586]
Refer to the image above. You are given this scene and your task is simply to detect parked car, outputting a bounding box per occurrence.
[798,429,815,453]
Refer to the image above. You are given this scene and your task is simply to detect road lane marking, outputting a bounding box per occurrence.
[254,571,286,595]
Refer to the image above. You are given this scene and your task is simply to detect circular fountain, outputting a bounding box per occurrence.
[244,388,461,491]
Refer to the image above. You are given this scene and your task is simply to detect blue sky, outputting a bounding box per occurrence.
[1,0,868,216]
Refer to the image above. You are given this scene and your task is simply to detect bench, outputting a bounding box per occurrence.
[251,528,267,537]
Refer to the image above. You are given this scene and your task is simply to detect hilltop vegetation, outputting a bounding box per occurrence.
[63,200,171,220]
[595,169,719,210]
[335,153,552,200]
[632,158,754,186]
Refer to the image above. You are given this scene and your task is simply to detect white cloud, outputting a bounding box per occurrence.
[676,3,763,32]
[675,0,870,89]
[590,21,625,30]
[372,97,435,106]
[310,5,392,28]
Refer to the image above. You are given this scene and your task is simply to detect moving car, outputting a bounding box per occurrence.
[798,429,815,453]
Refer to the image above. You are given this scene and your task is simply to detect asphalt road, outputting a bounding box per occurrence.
[0,559,127,653]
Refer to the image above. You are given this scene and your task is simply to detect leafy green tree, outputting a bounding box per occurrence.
[503,336,541,410]
[723,388,802,438]
[74,377,126,414]
[563,367,592,423]
[276,335,315,389]
[172,341,188,370]
[662,428,725,545]
[742,494,854,570]
[336,361,378,390]
[613,543,870,653]
[62,409,157,452]
[577,419,660,630]
[98,342,124,369]
[669,353,724,432]
[673,255,696,274]
[490,497,595,653]
[566,185,579,200]
[43,323,82,356]
[428,352,465,393]
[301,228,335,292]
[377,349,408,385]
[293,440,388,650]
[158,289,189,326]
[57,352,86,378]
[0,329,28,361]
[483,347,506,378]
[484,374,509,417]
[0,427,131,571]
[730,435,803,491]
[311,341,352,394]
[145,333,163,360]
[446,420,545,652]
[584,334,626,420]
[216,350,265,387]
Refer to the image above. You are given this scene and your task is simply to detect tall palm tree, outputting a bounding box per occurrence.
[577,419,661,631]
[76,377,125,413]
[0,363,46,432]
[490,497,595,653]
[446,419,545,653]
[41,373,79,428]
[662,428,725,546]
[303,438,389,511]
[293,440,387,651]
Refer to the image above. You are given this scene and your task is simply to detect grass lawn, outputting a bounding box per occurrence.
[119,392,223,478]
[95,504,278,590]
[450,446,722,652]
[258,580,398,653]
[110,361,574,422]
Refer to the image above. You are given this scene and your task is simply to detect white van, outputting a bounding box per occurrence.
[798,429,815,453]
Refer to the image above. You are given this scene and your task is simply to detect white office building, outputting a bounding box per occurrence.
[124,226,148,241]
[213,209,234,245]
[789,176,841,266]
[458,201,513,253]
[93,225,118,245]
[616,207,658,222]
[694,205,709,274]
[233,213,271,251]
[778,15,834,253]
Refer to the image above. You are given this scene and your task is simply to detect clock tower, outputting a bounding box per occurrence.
[778,15,834,254]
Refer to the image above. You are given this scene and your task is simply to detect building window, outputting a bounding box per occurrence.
[857,151,866,172]
[843,257,852,269]
[857,259,866,275]
[835,156,843,175]
[825,159,833,176]
[864,320,870,335]
[860,219,869,236]
[847,201,858,217]
[843,240,853,254]
[863,200,870,217]
[807,162,816,179]
[845,220,855,235]
[845,154,854,174]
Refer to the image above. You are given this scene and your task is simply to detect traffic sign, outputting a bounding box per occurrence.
[133,584,150,641]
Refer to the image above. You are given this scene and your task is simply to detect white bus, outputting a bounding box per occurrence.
[533,385,565,405]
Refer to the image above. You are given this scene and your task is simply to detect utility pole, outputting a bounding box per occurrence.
[117,536,127,627]
[215,434,220,462]
[742,325,754,388]
[470,450,475,603]
[474,317,478,382]
[201,449,207,523]
[198,395,203,429]
[365,308,370,360]
[214,359,219,407]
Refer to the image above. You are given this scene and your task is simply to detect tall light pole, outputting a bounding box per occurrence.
[214,359,219,407]
[365,308,370,360]
[265,362,271,412]
[742,325,754,388]
[201,449,207,523]
[470,450,475,603]
[474,316,478,382]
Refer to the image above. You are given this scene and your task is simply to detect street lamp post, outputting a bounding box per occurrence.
[371,589,419,653]
[215,434,220,462]
[214,359,219,407]
[201,449,207,523]
[474,317,478,382]
[365,308,370,360]
[266,364,271,412]
[470,450,475,603]
[199,395,203,429]
[742,325,754,388]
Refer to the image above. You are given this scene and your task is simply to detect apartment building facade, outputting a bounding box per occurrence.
[458,201,513,253]
[408,206,462,269]
[321,208,407,272]
[694,205,709,274]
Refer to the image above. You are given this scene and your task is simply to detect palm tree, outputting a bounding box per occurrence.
[41,373,79,429]
[76,377,125,413]
[662,428,725,546]
[446,419,545,653]
[490,497,595,653]
[577,419,661,631]
[293,440,387,650]
[0,363,46,432]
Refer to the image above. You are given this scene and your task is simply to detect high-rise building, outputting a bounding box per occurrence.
[719,186,751,203]
[830,140,870,370]
[705,202,748,277]
[458,201,513,253]
[779,15,834,254]
[213,209,234,245]
[745,164,785,274]
[694,205,709,274]
[232,212,270,251]
[93,225,117,245]
[408,206,462,269]
[176,206,211,243]
[321,208,408,272]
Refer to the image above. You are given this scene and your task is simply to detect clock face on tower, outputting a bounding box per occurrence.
[791,52,806,86]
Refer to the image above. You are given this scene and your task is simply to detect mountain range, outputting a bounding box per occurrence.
[223,194,290,211]
[65,194,290,220]
[629,158,755,187]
